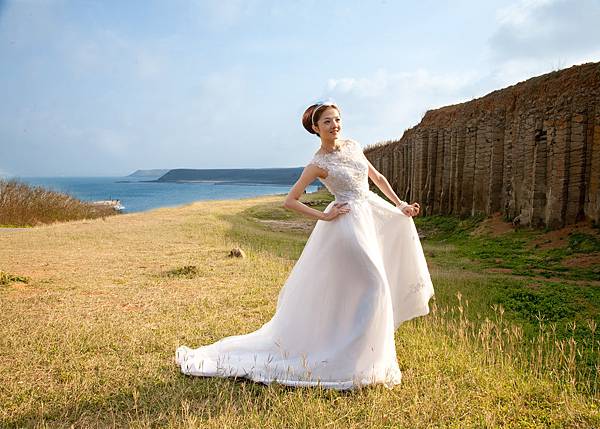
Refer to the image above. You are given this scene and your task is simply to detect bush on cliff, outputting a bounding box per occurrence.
[0,178,118,227]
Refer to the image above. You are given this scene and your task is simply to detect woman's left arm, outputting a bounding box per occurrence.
[366,159,420,217]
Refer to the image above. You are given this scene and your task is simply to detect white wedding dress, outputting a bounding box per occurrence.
[176,138,434,390]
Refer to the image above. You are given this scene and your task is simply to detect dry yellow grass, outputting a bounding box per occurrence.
[1,195,599,428]
[0,178,117,227]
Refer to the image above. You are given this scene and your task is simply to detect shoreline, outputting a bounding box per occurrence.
[0,188,326,229]
[8,177,320,216]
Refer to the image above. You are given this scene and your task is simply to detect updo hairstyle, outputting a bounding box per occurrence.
[301,103,340,137]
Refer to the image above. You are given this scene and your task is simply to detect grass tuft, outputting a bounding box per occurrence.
[0,271,29,286]
[0,178,119,227]
[163,265,199,279]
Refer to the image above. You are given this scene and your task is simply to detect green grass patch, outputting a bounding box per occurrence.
[0,271,29,286]
[220,188,334,260]
[567,232,600,253]
[414,214,600,282]
[162,265,199,279]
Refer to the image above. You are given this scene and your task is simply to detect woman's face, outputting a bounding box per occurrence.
[313,107,341,139]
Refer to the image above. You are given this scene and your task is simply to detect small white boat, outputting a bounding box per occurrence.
[92,199,125,211]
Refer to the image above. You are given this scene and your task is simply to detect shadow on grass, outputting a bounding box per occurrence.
[5,366,368,428]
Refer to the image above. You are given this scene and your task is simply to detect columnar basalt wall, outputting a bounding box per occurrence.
[364,62,600,229]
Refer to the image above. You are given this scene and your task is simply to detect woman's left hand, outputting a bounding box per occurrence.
[400,202,420,217]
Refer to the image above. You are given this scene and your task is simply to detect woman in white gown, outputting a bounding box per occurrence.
[176,101,434,390]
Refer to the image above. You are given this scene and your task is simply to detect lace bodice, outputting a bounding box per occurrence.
[309,139,372,202]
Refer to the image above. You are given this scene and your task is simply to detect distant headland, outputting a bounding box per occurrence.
[127,169,170,178]
[126,167,317,186]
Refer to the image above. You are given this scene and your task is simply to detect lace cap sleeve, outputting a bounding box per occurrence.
[308,154,329,172]
[346,138,368,160]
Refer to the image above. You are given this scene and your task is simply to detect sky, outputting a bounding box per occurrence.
[1,0,599,177]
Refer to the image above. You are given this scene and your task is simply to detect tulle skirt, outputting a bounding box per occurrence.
[175,191,434,390]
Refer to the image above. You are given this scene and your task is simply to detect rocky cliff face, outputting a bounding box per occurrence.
[364,62,600,229]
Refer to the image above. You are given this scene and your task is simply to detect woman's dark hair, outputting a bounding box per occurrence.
[301,103,340,137]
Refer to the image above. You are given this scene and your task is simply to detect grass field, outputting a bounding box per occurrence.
[1,189,599,428]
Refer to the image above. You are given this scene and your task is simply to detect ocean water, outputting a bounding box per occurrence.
[17,177,318,213]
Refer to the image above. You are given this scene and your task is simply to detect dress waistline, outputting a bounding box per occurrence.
[333,190,374,204]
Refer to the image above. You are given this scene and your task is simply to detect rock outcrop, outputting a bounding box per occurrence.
[364,62,600,229]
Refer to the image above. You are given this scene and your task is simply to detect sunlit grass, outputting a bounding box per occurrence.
[1,192,599,427]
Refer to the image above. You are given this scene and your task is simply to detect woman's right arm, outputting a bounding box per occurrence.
[283,164,349,221]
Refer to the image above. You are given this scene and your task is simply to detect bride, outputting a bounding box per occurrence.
[175,101,435,390]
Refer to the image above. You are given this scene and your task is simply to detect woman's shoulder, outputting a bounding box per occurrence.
[344,138,361,149]
[344,139,366,158]
[307,152,328,171]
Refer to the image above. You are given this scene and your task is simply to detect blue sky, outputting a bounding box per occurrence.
[1,0,599,177]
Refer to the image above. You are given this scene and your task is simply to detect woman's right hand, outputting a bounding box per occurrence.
[400,202,420,217]
[321,202,350,221]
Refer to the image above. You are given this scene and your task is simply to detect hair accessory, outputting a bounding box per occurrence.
[310,100,338,126]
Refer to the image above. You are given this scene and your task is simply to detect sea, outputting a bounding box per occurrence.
[16,176,319,213]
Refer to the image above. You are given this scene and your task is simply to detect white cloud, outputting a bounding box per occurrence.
[495,0,555,26]
[489,0,600,61]
[328,69,481,98]
[323,68,486,145]
[486,0,600,87]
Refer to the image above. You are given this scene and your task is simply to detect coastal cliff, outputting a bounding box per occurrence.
[364,62,600,229]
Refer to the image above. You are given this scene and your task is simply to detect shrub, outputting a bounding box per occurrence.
[0,179,119,227]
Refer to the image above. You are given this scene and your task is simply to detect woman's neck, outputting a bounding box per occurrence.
[319,137,341,153]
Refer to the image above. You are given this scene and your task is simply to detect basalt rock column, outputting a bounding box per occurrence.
[364,62,600,229]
